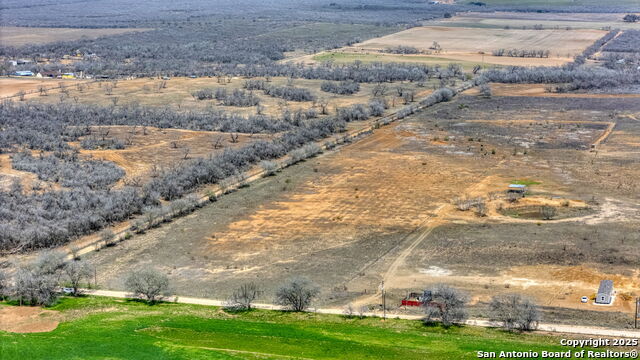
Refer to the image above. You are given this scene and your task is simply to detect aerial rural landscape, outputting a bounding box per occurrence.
[1,0,639,358]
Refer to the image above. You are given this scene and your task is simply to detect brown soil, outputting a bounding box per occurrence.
[0,305,60,333]
[464,83,640,98]
[0,26,149,47]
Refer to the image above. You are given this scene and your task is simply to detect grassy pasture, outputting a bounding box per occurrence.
[0,26,150,47]
[0,296,591,359]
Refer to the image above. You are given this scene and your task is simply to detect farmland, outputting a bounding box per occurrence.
[307,26,607,67]
[1,0,640,356]
[82,90,640,328]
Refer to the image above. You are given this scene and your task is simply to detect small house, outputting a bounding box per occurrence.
[595,280,614,304]
[507,184,527,196]
[15,70,34,76]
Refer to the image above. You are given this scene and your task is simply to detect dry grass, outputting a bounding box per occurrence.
[0,26,150,47]
[433,12,640,31]
[351,26,606,66]
[19,76,435,117]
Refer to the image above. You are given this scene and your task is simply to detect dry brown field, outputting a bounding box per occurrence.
[433,12,640,30]
[0,26,149,47]
[12,76,434,117]
[83,89,640,328]
[293,24,610,67]
[0,78,86,98]
[355,26,606,64]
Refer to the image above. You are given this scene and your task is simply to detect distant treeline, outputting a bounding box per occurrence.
[491,49,550,58]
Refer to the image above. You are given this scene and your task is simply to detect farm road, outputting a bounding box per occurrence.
[84,289,640,339]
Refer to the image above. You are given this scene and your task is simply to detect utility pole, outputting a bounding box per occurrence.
[632,297,639,328]
[380,280,386,320]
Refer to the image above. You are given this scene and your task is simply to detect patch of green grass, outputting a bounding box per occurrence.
[0,296,599,359]
[510,179,541,186]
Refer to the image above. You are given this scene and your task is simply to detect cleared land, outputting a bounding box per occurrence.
[0,26,149,47]
[357,26,606,61]
[84,90,640,328]
[294,25,609,67]
[0,296,603,359]
[433,12,640,30]
[0,78,85,98]
[11,76,433,116]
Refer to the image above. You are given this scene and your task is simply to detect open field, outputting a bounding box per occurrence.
[292,25,610,67]
[83,89,640,328]
[0,296,605,359]
[465,0,640,6]
[10,76,434,117]
[358,26,605,60]
[0,26,149,47]
[0,78,86,98]
[431,12,640,30]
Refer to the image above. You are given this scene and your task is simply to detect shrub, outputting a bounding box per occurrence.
[489,294,540,331]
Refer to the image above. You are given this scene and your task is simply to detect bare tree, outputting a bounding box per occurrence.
[275,276,319,311]
[17,90,26,101]
[489,294,540,331]
[213,135,224,149]
[227,282,262,310]
[124,267,170,303]
[229,133,239,143]
[423,284,468,327]
[38,86,48,96]
[479,83,492,98]
[181,146,191,160]
[64,260,93,296]
[319,99,330,115]
[104,83,114,95]
[99,229,116,248]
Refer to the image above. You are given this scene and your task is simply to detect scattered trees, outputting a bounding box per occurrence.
[423,284,468,327]
[320,80,360,95]
[124,267,171,303]
[384,46,420,54]
[623,14,639,22]
[491,49,550,58]
[489,294,540,331]
[275,276,319,311]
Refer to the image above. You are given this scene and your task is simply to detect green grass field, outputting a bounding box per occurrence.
[0,296,598,359]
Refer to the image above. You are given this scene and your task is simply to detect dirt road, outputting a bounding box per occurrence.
[84,289,640,338]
